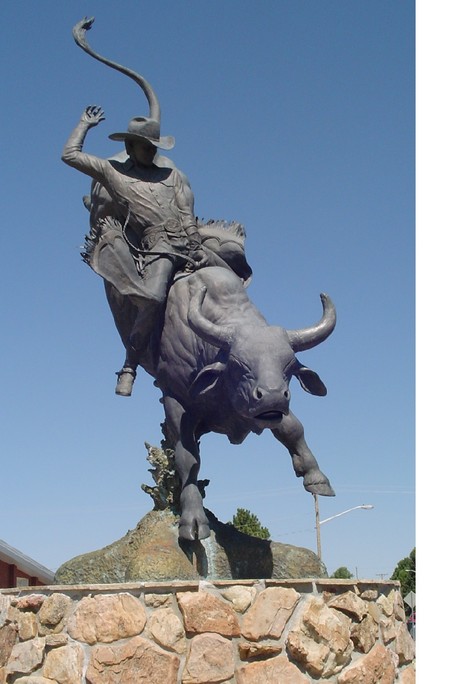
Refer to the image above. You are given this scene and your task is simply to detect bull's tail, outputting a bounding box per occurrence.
[72,17,161,122]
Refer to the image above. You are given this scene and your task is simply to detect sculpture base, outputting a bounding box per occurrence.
[0,578,415,682]
[54,508,326,584]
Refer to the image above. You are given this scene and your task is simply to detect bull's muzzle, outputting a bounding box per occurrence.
[252,386,290,423]
[254,410,285,423]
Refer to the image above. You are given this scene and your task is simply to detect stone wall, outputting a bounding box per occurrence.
[0,579,415,683]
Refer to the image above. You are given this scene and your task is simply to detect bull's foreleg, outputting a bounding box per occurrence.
[176,414,211,541]
[272,411,335,496]
[163,396,210,541]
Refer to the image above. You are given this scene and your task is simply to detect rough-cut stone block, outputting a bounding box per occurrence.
[393,591,406,621]
[145,607,186,653]
[14,596,45,614]
[327,591,368,621]
[338,643,396,684]
[379,614,397,644]
[367,601,382,623]
[236,654,310,683]
[45,634,69,648]
[220,585,256,613]
[350,614,378,653]
[286,632,330,677]
[177,591,240,636]
[391,622,416,665]
[241,587,299,641]
[67,593,146,644]
[17,613,38,641]
[182,633,234,683]
[6,605,20,625]
[38,594,72,626]
[144,593,173,608]
[42,643,84,684]
[5,638,45,677]
[360,589,378,600]
[377,591,396,617]
[38,594,73,635]
[86,635,179,684]
[286,595,353,677]
[238,640,282,660]
[0,624,18,667]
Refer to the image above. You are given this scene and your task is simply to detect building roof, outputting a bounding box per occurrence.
[0,538,55,585]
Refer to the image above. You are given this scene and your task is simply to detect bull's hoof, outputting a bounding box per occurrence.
[303,469,335,497]
[304,482,335,496]
[178,520,210,541]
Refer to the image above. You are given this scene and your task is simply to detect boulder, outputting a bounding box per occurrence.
[55,508,327,583]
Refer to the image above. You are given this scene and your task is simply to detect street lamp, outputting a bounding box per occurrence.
[313,495,374,561]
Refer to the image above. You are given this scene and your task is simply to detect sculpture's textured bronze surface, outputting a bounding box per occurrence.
[63,18,337,544]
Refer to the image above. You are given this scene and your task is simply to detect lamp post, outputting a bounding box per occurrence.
[313,495,374,561]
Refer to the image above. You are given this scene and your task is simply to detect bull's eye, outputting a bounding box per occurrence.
[229,354,251,377]
[283,359,297,380]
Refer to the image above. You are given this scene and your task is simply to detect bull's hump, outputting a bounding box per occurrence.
[170,268,267,333]
[170,268,244,309]
[197,266,244,293]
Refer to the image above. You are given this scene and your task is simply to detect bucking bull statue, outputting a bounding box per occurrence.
[67,18,337,541]
[154,267,337,540]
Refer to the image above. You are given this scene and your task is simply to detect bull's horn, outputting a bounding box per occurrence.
[188,286,234,350]
[72,17,161,123]
[287,293,336,352]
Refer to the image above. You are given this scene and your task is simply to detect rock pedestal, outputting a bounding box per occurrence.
[0,579,415,683]
[54,509,326,584]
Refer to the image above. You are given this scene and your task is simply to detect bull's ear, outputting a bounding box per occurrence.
[294,364,327,396]
[189,362,226,397]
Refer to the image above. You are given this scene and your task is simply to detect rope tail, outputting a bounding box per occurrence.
[72,17,160,121]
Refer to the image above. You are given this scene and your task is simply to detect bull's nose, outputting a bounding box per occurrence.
[253,386,264,400]
[253,386,290,401]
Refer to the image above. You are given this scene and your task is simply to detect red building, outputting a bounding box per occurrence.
[0,539,55,588]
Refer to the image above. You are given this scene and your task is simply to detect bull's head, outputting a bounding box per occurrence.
[187,287,336,428]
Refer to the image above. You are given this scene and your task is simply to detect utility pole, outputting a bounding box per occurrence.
[314,494,322,560]
[314,499,374,563]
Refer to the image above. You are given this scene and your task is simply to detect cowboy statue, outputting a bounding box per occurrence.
[62,18,251,397]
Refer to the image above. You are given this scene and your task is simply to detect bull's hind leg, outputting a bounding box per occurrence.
[163,396,210,541]
[272,411,335,496]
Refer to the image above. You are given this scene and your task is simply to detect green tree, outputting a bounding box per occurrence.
[331,566,354,579]
[391,547,415,598]
[230,508,271,539]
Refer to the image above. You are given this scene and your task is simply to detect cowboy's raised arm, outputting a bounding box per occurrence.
[62,106,108,183]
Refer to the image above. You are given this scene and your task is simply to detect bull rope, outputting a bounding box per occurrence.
[120,204,199,268]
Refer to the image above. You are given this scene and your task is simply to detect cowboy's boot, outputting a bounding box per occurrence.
[115,367,137,396]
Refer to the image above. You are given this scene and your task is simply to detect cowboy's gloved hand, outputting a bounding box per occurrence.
[81,105,105,128]
[189,244,209,268]
[186,232,208,269]
[187,229,201,246]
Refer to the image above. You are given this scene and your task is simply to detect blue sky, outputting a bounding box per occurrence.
[1,0,416,581]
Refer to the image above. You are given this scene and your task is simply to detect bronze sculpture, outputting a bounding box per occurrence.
[63,18,336,541]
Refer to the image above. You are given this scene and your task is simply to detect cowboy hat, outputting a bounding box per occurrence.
[109,116,175,150]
